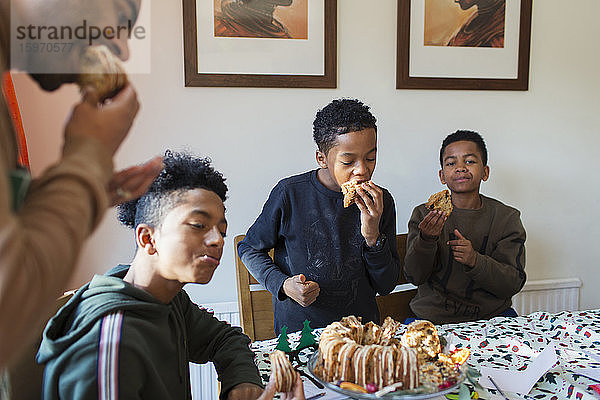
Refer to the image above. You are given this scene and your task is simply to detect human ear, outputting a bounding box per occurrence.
[316,150,328,169]
[439,169,446,185]
[135,224,156,255]
[482,165,490,182]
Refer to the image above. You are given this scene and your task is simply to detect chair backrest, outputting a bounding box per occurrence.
[234,235,275,341]
[2,291,74,400]
[375,233,417,324]
[234,234,416,341]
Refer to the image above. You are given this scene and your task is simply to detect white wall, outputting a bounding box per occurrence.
[12,0,600,310]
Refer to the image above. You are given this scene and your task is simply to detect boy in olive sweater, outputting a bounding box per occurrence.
[404,130,526,324]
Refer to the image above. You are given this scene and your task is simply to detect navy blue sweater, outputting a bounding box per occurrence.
[238,170,400,334]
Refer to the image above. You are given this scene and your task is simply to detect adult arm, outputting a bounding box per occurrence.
[0,86,139,367]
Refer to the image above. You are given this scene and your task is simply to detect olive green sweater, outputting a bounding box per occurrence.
[404,195,526,324]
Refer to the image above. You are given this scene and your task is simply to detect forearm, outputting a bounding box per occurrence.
[190,314,262,396]
[467,250,526,298]
[363,212,400,295]
[238,241,288,297]
[404,228,439,285]
[0,135,112,367]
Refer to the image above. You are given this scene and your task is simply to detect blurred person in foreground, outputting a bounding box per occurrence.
[0,0,162,370]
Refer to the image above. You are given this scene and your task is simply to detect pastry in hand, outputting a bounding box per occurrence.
[77,45,128,102]
[341,180,361,208]
[269,350,296,392]
[425,189,453,216]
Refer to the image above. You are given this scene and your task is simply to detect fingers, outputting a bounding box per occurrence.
[255,377,277,400]
[108,156,164,206]
[284,275,320,307]
[281,372,305,400]
[81,86,101,106]
[419,210,447,238]
[105,83,139,111]
[292,372,305,399]
[356,181,382,214]
[454,229,465,239]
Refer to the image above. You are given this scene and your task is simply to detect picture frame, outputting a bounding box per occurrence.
[182,0,337,88]
[397,0,532,90]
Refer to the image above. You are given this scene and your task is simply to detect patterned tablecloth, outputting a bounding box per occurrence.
[251,310,600,400]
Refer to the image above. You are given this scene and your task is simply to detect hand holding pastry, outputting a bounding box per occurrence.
[418,210,447,241]
[256,369,305,400]
[65,83,139,156]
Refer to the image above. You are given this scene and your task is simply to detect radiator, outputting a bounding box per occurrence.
[512,278,582,315]
[189,279,582,398]
[189,302,240,400]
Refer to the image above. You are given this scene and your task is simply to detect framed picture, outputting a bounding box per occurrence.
[397,0,532,90]
[183,0,337,88]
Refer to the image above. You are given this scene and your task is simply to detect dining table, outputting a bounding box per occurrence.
[250,310,600,400]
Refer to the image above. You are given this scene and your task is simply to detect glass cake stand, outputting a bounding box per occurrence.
[306,352,468,399]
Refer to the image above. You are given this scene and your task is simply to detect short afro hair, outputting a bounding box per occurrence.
[117,151,228,229]
[313,98,377,154]
[440,130,488,167]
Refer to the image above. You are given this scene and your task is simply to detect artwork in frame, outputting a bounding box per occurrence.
[397,0,532,90]
[183,0,337,88]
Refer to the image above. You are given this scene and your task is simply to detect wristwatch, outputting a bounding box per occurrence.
[367,233,387,252]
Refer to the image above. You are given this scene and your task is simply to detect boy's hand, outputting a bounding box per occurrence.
[283,274,320,307]
[355,181,384,247]
[254,371,305,400]
[447,229,477,267]
[418,210,447,241]
[227,383,263,400]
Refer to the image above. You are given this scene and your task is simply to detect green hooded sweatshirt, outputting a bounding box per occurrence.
[37,265,263,399]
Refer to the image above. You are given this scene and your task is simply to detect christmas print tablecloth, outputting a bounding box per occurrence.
[250,310,600,399]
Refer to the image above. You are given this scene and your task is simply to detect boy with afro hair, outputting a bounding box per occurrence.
[238,99,400,334]
[404,130,526,324]
[37,151,302,400]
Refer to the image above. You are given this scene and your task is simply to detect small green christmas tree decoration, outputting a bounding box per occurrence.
[275,325,293,353]
[296,320,318,351]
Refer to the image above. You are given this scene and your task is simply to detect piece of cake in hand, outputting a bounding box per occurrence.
[269,350,296,392]
[77,45,128,102]
[425,189,453,216]
[341,180,361,208]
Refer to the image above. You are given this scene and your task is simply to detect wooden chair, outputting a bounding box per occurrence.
[1,291,74,400]
[234,234,417,341]
[234,235,275,341]
[375,233,417,324]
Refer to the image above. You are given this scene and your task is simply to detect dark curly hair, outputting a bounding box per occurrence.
[313,98,377,154]
[117,151,228,229]
[440,130,488,167]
